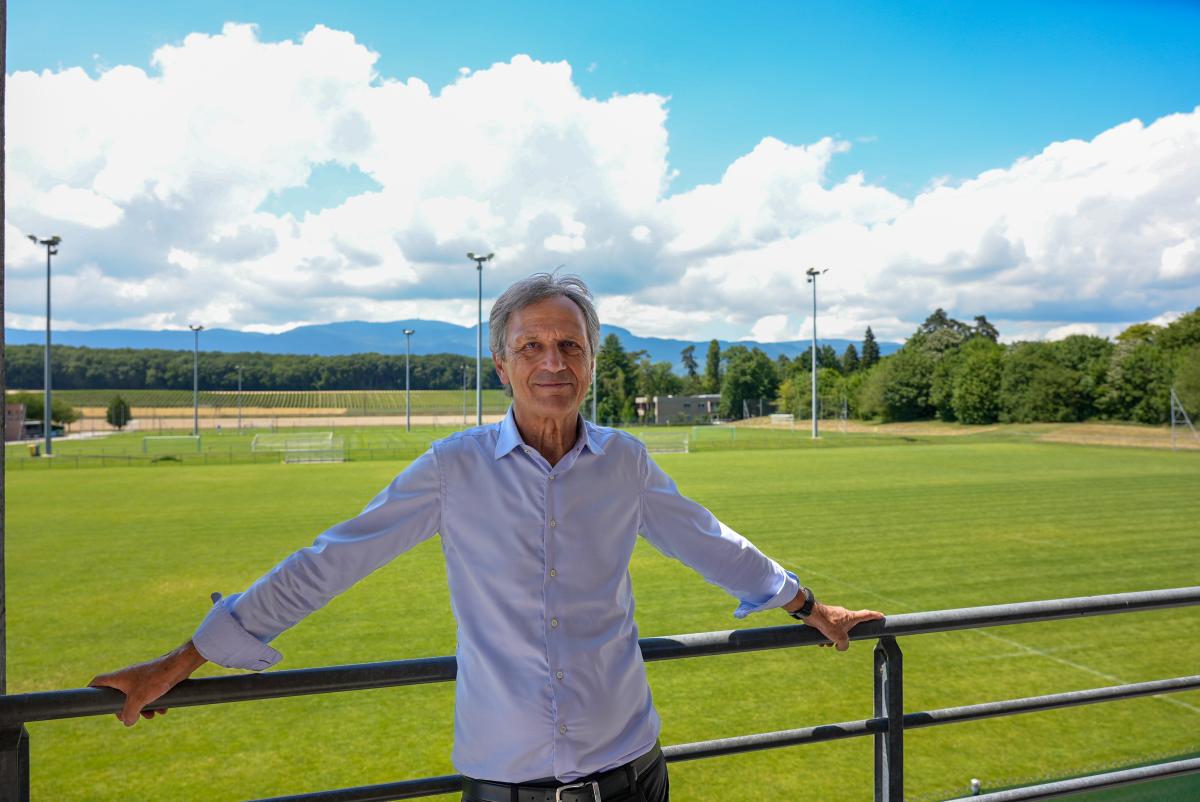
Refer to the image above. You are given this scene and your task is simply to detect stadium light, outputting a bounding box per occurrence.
[805,267,828,440]
[403,329,416,432]
[467,252,494,426]
[236,365,243,433]
[27,234,61,455]
[189,324,205,436]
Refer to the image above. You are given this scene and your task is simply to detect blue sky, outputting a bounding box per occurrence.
[6,1,1200,341]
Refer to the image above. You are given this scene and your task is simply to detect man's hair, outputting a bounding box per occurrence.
[489,272,600,358]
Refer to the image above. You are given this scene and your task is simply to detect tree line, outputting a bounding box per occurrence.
[4,346,503,394]
[7,306,1198,427]
[591,308,1199,426]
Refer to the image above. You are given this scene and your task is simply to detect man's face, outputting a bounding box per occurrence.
[493,295,593,422]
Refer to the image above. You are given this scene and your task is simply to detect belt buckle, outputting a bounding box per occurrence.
[554,780,600,802]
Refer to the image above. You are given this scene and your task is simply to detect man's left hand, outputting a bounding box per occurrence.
[800,603,885,651]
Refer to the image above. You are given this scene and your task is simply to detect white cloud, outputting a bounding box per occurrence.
[748,314,791,342]
[5,22,1199,346]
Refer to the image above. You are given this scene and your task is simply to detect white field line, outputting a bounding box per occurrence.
[783,562,1200,716]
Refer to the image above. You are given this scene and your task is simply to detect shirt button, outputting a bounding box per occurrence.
[559,724,567,734]
[549,519,557,528]
[549,569,557,577]
[548,475,556,481]
[551,618,559,628]
[556,670,564,680]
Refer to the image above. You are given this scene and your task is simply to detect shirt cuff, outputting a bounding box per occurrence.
[192,592,283,671]
[732,571,801,619]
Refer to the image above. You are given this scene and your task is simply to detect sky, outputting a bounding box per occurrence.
[5,0,1200,343]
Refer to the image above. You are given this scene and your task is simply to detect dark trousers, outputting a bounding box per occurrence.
[461,750,669,802]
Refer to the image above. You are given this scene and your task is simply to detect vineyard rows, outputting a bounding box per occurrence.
[25,389,511,413]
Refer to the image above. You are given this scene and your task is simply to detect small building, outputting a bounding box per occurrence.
[5,404,26,442]
[635,393,722,425]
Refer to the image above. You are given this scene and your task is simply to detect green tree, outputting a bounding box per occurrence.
[973,315,1000,342]
[861,327,881,369]
[8,391,80,427]
[1049,334,1113,420]
[881,348,935,421]
[1101,340,1173,424]
[719,346,779,419]
[856,362,890,420]
[637,358,683,398]
[817,344,841,372]
[680,345,699,379]
[106,395,134,430]
[1173,344,1200,417]
[841,343,860,373]
[1158,308,1200,352]
[704,339,721,393]
[1001,342,1090,423]
[595,333,639,424]
[951,339,1004,424]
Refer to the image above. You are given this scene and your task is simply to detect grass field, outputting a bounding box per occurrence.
[4,433,1199,800]
[2,423,932,471]
[18,388,512,413]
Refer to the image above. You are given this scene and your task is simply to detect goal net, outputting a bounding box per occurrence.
[639,430,689,455]
[253,432,345,463]
[251,432,334,452]
[142,435,201,454]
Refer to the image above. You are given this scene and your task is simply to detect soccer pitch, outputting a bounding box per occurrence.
[5,438,1198,800]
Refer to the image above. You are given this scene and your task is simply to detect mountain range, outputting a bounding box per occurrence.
[5,320,900,369]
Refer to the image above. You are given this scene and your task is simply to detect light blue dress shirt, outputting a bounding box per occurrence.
[193,409,799,783]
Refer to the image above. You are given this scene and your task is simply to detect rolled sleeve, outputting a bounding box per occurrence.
[193,592,283,670]
[733,570,800,619]
[638,449,800,619]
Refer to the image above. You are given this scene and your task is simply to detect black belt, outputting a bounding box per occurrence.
[463,743,662,802]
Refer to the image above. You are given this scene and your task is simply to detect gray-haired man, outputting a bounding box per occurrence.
[92,273,883,802]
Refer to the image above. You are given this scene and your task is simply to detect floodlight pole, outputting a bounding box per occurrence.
[27,235,60,454]
[403,329,415,432]
[189,325,204,436]
[462,363,468,426]
[236,365,243,433]
[467,252,494,426]
[805,267,827,440]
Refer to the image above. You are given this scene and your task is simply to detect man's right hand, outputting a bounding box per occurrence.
[89,640,208,726]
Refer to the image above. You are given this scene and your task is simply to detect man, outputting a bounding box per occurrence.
[92,273,883,802]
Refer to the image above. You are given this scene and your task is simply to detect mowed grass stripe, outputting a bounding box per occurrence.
[5,441,1199,800]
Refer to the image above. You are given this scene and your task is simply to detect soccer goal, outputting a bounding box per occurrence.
[142,435,201,454]
[1170,387,1199,451]
[252,431,345,463]
[251,432,334,452]
[638,430,689,455]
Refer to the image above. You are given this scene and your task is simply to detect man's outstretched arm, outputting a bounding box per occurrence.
[89,640,207,727]
[88,447,444,726]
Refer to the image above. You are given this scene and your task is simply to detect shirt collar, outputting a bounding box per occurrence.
[493,406,605,460]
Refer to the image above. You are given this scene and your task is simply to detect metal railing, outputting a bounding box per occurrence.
[1,587,1197,801]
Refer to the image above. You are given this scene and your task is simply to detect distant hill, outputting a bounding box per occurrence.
[5,320,900,370]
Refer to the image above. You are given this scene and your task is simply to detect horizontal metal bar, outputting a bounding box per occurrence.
[243,675,1200,802]
[4,587,1196,726]
[251,775,462,802]
[903,675,1200,729]
[942,757,1200,801]
[0,657,457,727]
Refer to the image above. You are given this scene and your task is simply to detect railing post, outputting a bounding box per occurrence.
[0,726,30,802]
[874,636,903,802]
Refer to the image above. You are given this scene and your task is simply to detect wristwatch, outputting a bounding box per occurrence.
[787,586,817,620]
